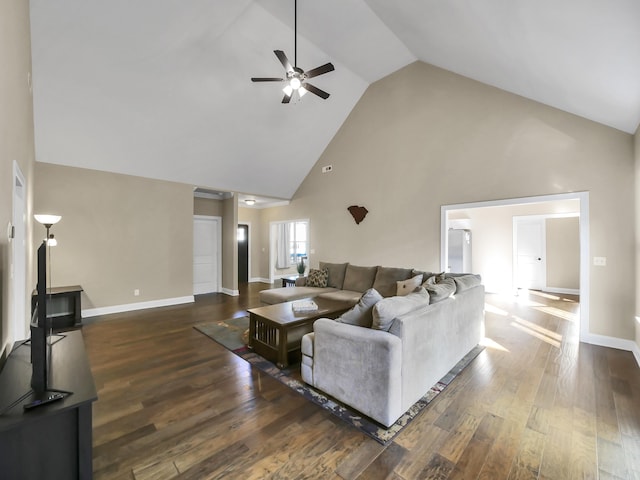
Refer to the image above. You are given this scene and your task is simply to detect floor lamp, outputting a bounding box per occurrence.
[34,214,63,344]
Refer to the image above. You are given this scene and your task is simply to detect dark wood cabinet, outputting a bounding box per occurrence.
[0,330,97,479]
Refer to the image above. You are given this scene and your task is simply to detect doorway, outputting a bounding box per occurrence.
[193,216,221,295]
[441,192,589,342]
[12,161,27,341]
[237,224,249,284]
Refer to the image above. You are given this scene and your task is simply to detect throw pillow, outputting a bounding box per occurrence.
[424,272,446,285]
[423,277,456,303]
[452,274,481,293]
[306,268,329,288]
[396,274,423,296]
[336,288,383,328]
[372,287,430,332]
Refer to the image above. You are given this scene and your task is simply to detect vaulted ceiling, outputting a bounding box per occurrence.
[29,0,640,200]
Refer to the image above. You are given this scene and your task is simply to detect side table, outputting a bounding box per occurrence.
[31,285,84,329]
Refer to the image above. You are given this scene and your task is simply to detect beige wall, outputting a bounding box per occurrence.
[34,163,193,310]
[546,217,580,291]
[446,200,579,293]
[1,0,36,360]
[260,61,635,340]
[194,197,223,217]
[221,197,238,292]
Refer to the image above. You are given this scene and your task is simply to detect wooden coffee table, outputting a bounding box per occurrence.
[247,297,353,368]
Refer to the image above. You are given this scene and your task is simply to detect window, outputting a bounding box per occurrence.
[289,221,308,264]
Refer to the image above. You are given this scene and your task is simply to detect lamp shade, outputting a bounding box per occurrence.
[34,214,61,226]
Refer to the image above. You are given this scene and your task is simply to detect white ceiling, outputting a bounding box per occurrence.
[29,0,640,200]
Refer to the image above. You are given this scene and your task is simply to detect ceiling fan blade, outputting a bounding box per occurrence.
[305,62,335,79]
[302,82,330,99]
[251,77,284,82]
[274,50,294,73]
[282,93,292,104]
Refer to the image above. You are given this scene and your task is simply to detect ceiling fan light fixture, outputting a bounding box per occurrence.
[251,0,334,103]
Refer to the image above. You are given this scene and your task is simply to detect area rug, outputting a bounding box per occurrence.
[194,316,484,445]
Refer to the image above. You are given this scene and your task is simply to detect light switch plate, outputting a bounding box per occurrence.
[593,257,607,266]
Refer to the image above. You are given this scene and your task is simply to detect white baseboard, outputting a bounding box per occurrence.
[543,287,580,295]
[582,332,640,368]
[249,277,271,284]
[221,288,239,297]
[83,295,194,318]
[633,342,640,369]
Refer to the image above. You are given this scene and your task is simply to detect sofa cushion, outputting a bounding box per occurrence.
[320,262,349,289]
[373,267,413,297]
[342,265,378,293]
[306,268,329,288]
[412,269,434,283]
[371,287,430,331]
[316,289,363,305]
[396,274,423,296]
[423,277,456,303]
[453,274,482,293]
[301,332,314,357]
[259,286,337,305]
[336,288,383,328]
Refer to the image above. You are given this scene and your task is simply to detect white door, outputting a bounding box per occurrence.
[12,162,28,341]
[193,216,221,295]
[514,218,546,290]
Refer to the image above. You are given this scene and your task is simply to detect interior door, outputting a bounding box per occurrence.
[237,224,249,283]
[12,163,27,341]
[193,216,220,295]
[515,218,545,290]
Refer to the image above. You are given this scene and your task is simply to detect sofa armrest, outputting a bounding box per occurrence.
[312,318,403,427]
[295,276,307,286]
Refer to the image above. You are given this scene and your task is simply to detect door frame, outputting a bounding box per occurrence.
[441,191,589,342]
[193,215,222,295]
[12,161,28,342]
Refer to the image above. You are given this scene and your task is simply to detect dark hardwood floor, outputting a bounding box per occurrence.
[82,284,640,479]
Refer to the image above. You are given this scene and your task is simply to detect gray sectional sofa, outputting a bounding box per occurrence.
[259,262,485,428]
[259,262,428,305]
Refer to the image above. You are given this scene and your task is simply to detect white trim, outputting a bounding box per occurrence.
[11,160,28,342]
[269,218,310,283]
[632,342,640,369]
[250,277,271,284]
[83,295,194,318]
[543,287,580,295]
[441,191,590,343]
[221,288,239,296]
[582,333,640,368]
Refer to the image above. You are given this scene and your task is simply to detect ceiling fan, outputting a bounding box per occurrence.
[251,0,335,103]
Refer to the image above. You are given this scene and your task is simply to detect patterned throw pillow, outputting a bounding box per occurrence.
[306,268,329,288]
[396,274,423,296]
